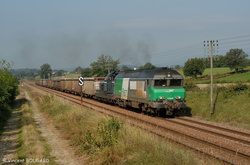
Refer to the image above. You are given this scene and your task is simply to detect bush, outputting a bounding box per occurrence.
[84,118,122,154]
[228,83,248,92]
[0,60,19,134]
[184,82,197,91]
[217,83,249,99]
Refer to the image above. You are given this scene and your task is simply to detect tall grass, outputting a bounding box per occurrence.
[31,91,214,165]
[186,84,250,129]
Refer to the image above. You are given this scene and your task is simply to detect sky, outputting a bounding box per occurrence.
[1,0,250,70]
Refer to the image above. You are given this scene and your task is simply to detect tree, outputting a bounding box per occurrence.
[203,55,226,68]
[81,68,92,77]
[74,66,84,74]
[10,68,37,80]
[139,62,156,69]
[183,58,205,79]
[224,48,249,72]
[39,63,52,79]
[0,59,18,113]
[247,59,250,66]
[90,54,120,77]
[120,65,133,71]
[55,70,65,77]
[214,55,226,68]
[174,65,181,70]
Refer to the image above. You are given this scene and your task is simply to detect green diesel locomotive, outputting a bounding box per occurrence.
[96,67,186,116]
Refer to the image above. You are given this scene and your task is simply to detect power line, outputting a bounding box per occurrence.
[218,34,250,41]
[118,34,250,66]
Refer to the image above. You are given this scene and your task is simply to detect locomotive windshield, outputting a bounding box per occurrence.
[154,79,182,87]
[155,80,167,86]
[169,79,182,86]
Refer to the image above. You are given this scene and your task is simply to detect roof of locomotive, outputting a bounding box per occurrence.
[116,67,183,79]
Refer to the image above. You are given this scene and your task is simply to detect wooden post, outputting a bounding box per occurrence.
[81,85,83,106]
[210,40,214,115]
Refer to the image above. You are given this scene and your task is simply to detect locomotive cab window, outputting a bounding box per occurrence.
[154,80,168,87]
[169,79,182,86]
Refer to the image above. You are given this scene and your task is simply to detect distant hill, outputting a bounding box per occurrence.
[9,68,38,74]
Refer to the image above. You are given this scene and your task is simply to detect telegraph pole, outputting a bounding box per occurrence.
[204,40,218,115]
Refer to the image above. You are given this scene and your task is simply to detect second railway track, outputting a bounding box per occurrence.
[24,81,250,165]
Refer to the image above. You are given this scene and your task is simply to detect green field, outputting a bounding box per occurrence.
[177,67,233,77]
[64,73,81,78]
[197,71,250,83]
[35,73,81,80]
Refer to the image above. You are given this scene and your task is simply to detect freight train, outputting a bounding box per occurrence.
[35,67,186,116]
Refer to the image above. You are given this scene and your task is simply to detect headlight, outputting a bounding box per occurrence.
[159,96,166,100]
[175,96,181,100]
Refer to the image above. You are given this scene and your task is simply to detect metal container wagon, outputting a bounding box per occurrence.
[59,79,66,91]
[71,79,81,95]
[65,78,75,93]
[83,77,105,97]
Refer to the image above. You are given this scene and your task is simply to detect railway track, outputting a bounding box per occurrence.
[177,117,250,137]
[24,81,250,165]
[164,117,250,146]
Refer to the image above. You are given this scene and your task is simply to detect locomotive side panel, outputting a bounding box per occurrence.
[132,80,147,98]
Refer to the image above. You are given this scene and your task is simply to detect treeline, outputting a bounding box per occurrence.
[73,54,156,77]
[183,48,250,79]
[203,49,250,69]
[10,68,38,80]
[203,55,250,68]
[38,54,157,78]
[0,60,19,130]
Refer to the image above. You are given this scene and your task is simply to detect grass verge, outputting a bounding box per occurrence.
[186,84,250,130]
[28,89,217,165]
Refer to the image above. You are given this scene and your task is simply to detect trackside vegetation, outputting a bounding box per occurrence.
[28,89,215,165]
[185,83,250,130]
[0,60,18,135]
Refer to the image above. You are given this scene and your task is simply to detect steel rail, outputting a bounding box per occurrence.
[177,117,250,138]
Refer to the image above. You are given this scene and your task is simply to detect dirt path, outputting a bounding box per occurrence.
[0,96,22,164]
[0,89,86,165]
[24,91,85,165]
[196,83,250,89]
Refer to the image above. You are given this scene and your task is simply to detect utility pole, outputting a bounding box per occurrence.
[204,40,219,115]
